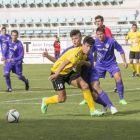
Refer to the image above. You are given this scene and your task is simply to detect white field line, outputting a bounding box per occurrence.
[0,87,140,104]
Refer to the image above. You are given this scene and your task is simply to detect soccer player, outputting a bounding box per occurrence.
[94,15,112,66]
[126,24,140,77]
[43,30,117,114]
[0,27,12,77]
[3,30,29,92]
[93,27,128,104]
[41,36,104,116]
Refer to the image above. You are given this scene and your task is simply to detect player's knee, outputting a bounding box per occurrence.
[5,73,10,78]
[81,83,89,91]
[116,77,122,82]
[18,76,22,80]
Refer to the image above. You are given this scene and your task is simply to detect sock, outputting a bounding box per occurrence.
[18,75,28,83]
[116,81,124,100]
[137,65,139,75]
[44,95,59,105]
[130,63,135,72]
[3,66,5,74]
[83,89,95,112]
[95,94,107,107]
[99,91,114,109]
[5,73,11,89]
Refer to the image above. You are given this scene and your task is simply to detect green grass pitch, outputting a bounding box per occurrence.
[0,64,140,140]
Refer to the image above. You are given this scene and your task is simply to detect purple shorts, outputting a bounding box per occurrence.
[95,62,120,78]
[83,67,99,93]
[5,61,22,75]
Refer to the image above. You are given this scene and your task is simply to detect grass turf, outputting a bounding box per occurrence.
[0,64,140,140]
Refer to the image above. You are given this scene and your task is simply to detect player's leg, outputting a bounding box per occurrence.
[135,52,140,77]
[41,73,66,114]
[70,76,103,116]
[3,60,6,77]
[107,63,127,105]
[113,71,127,105]
[41,90,66,114]
[16,64,29,90]
[91,81,117,114]
[129,51,136,77]
[5,62,12,92]
[79,65,105,105]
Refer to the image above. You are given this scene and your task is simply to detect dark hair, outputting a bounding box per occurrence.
[1,27,6,30]
[96,27,105,34]
[70,29,81,37]
[83,36,95,46]
[11,30,18,35]
[132,24,137,27]
[95,15,104,22]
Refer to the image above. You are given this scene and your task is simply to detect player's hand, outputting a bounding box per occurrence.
[123,61,128,69]
[8,59,14,62]
[78,60,84,65]
[42,49,48,57]
[1,57,5,61]
[125,40,128,45]
[48,74,58,81]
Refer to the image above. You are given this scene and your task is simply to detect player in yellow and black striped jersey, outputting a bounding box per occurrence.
[41,36,104,116]
[126,24,140,77]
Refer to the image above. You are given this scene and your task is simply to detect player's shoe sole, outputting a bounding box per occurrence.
[41,97,48,114]
[25,79,29,91]
[119,99,127,105]
[79,99,87,105]
[90,110,104,116]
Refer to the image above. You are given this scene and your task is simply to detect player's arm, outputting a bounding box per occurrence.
[48,59,70,81]
[125,33,129,45]
[121,53,128,69]
[2,42,9,61]
[113,40,128,69]
[42,49,56,63]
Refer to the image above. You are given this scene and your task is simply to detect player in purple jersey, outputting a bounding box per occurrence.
[3,30,29,92]
[0,27,12,77]
[43,30,117,114]
[92,27,128,105]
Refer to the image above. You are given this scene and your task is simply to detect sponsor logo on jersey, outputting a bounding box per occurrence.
[105,43,109,49]
[9,45,17,51]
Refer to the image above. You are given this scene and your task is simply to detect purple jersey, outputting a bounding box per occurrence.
[92,37,124,67]
[4,39,24,64]
[0,34,12,43]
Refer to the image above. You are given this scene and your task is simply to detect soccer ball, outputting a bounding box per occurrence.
[6,109,20,123]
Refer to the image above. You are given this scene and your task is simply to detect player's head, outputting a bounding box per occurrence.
[95,15,104,27]
[132,24,137,32]
[11,30,18,42]
[96,27,105,42]
[1,27,6,36]
[70,29,82,47]
[82,36,95,54]
[56,37,59,42]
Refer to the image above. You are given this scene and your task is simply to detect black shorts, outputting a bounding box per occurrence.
[129,51,140,59]
[51,70,80,91]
